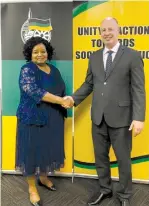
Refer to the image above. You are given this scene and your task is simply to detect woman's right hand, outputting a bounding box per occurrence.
[42,92,74,108]
[61,96,74,108]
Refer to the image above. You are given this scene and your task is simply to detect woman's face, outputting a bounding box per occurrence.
[31,43,48,64]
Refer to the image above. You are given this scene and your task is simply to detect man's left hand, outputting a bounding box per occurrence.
[129,120,144,137]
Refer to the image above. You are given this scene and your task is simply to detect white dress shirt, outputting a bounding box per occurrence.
[103,41,120,69]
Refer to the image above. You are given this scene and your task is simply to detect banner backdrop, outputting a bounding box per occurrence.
[73,1,149,181]
[2,1,149,183]
[2,2,73,174]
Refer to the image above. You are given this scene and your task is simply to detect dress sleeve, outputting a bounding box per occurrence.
[19,66,47,103]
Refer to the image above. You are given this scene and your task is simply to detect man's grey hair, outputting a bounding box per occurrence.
[101,17,119,25]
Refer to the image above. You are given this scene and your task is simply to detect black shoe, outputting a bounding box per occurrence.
[37,178,56,191]
[120,200,130,206]
[87,192,113,205]
[30,200,42,206]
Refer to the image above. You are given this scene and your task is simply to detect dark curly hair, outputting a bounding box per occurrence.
[23,37,54,62]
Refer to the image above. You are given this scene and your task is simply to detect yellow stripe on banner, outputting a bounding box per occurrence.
[60,118,73,173]
[2,116,72,173]
[2,116,17,170]
[29,26,52,31]
[112,162,149,180]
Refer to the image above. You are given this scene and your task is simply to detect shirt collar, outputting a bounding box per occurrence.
[103,41,120,55]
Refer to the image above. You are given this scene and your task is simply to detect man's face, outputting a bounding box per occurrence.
[100,19,119,48]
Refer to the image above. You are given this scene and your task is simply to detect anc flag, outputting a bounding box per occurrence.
[28,18,53,31]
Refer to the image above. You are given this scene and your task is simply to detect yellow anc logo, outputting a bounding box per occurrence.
[21,8,53,43]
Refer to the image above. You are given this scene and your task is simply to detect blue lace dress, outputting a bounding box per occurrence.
[16,63,66,176]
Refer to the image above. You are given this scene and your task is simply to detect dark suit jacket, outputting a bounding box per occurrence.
[72,45,145,127]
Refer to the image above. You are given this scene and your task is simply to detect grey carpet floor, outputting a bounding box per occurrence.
[1,174,149,206]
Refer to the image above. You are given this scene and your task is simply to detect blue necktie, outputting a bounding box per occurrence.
[105,50,113,76]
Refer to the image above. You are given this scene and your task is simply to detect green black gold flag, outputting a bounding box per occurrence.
[28,18,53,31]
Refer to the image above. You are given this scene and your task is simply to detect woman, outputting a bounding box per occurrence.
[16,37,69,206]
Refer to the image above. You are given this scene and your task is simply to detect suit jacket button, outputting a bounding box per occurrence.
[104,82,107,85]
[102,93,104,96]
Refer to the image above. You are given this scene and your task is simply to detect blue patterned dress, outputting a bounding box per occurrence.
[16,62,67,176]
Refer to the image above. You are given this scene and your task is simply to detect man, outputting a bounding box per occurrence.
[64,17,145,206]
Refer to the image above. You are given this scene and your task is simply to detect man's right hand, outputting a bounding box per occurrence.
[62,96,74,108]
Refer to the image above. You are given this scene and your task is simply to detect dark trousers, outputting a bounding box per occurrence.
[92,116,132,200]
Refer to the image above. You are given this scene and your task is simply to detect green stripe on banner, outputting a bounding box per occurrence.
[73,1,108,18]
[2,60,72,117]
[74,155,149,169]
[75,162,95,169]
[29,22,51,27]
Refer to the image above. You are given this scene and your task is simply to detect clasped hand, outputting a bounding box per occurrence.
[61,96,74,108]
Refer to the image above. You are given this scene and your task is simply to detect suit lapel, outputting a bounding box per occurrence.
[105,45,125,80]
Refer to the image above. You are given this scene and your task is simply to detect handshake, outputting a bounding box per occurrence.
[61,96,74,109]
